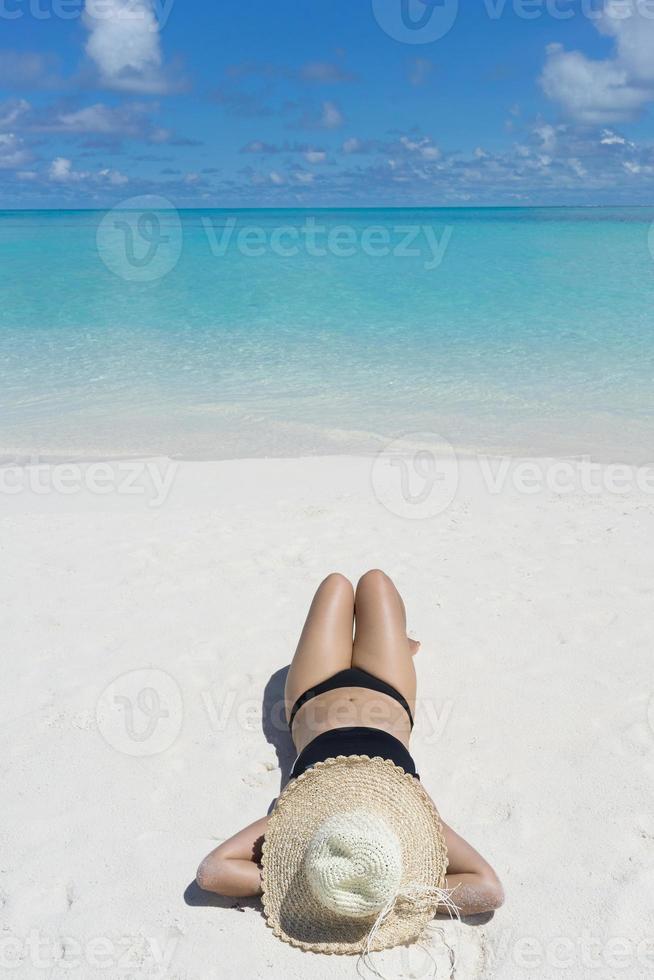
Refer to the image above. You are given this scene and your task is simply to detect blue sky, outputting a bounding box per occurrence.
[3,0,654,206]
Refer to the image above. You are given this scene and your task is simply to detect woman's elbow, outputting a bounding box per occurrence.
[196,856,225,894]
[481,872,505,911]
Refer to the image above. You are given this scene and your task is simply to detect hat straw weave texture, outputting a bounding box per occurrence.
[261,754,448,954]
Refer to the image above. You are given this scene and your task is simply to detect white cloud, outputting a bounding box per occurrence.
[541,44,646,124]
[600,128,634,146]
[399,135,441,160]
[46,103,141,134]
[533,123,561,153]
[342,137,362,154]
[83,0,171,94]
[290,100,344,131]
[49,156,128,185]
[541,2,654,123]
[0,98,30,129]
[304,149,326,164]
[319,101,343,129]
[292,170,314,185]
[31,101,174,144]
[408,57,432,87]
[50,157,82,181]
[0,132,31,169]
[567,157,587,178]
[180,121,654,203]
[3,96,160,143]
[98,167,129,185]
[598,0,654,82]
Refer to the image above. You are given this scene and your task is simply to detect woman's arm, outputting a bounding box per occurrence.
[439,821,504,916]
[196,816,270,898]
[195,813,504,912]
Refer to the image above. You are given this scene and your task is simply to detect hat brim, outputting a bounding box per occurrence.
[261,755,448,954]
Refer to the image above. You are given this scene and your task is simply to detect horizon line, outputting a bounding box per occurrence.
[1,203,654,213]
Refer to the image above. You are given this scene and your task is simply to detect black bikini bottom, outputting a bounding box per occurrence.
[290,726,419,780]
[288,666,414,730]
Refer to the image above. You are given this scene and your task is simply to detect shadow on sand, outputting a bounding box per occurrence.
[184,664,293,910]
[185,663,493,929]
[261,664,295,802]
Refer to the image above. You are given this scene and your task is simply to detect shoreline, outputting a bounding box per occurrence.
[1,450,652,514]
[2,436,653,468]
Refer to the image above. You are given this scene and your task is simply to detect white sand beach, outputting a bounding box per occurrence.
[2,451,654,979]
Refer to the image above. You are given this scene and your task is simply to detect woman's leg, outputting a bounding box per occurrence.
[351,569,417,714]
[284,573,354,722]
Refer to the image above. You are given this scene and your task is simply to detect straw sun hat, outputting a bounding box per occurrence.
[261,755,450,955]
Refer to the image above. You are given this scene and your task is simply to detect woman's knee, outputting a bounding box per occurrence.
[319,572,353,597]
[356,568,395,594]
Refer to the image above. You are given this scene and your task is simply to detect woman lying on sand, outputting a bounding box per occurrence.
[197,570,504,955]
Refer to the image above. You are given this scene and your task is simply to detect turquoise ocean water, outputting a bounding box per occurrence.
[1,206,653,462]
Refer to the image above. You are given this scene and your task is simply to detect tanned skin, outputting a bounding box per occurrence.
[197,571,505,917]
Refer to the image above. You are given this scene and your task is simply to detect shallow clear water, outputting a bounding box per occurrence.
[1,206,654,462]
